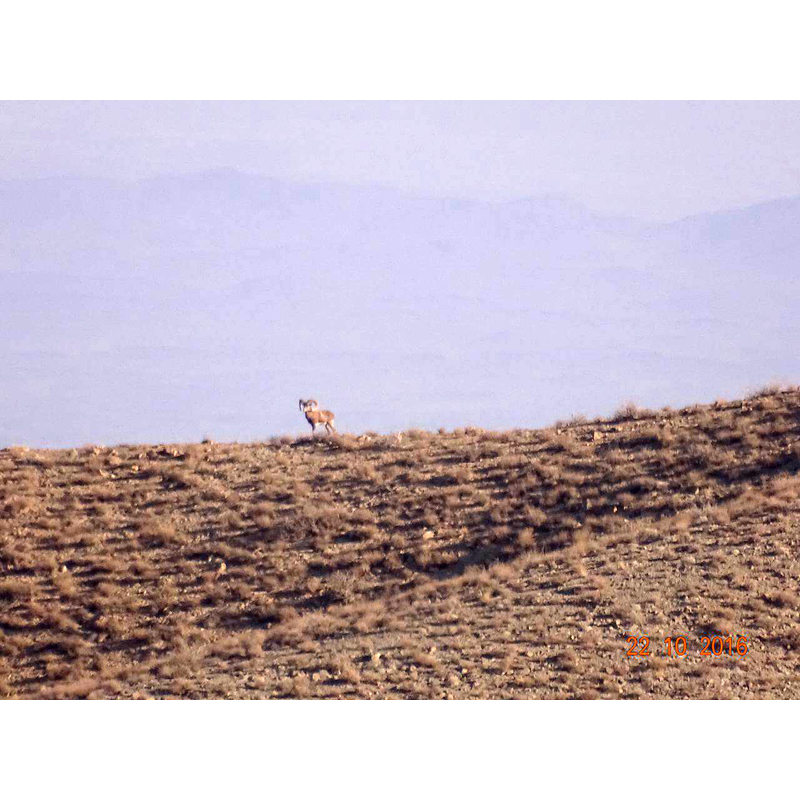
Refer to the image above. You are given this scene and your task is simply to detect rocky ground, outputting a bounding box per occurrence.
[1,388,799,698]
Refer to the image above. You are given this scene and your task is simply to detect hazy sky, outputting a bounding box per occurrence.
[3,98,800,446]
[2,101,799,221]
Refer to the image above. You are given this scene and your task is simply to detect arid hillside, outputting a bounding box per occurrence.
[2,388,799,699]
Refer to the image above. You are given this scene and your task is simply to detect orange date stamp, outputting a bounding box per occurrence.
[626,635,748,658]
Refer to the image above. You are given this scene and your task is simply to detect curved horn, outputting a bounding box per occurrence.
[299,398,306,411]
[307,398,319,409]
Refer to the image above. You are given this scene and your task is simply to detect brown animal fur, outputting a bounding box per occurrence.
[299,399,336,435]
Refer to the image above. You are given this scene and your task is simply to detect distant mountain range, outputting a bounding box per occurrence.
[2,169,798,447]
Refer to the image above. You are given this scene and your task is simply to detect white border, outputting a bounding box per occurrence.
[0,700,791,793]
[2,1,798,99]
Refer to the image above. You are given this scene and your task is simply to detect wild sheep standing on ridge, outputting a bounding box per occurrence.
[298,398,336,435]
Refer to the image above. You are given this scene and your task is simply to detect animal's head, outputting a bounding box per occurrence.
[298,398,319,412]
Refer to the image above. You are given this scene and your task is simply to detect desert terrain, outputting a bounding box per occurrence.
[1,387,799,699]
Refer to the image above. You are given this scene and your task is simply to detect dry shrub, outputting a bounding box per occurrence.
[3,496,35,517]
[220,510,246,530]
[555,648,580,672]
[202,485,232,503]
[290,674,313,698]
[329,654,361,685]
[709,507,731,526]
[495,454,527,470]
[136,518,187,546]
[408,648,445,673]
[517,529,536,548]
[523,505,547,527]
[572,527,591,555]
[353,462,379,482]
[159,468,202,490]
[51,569,79,598]
[0,578,34,600]
[152,579,180,614]
[611,402,641,422]
[767,590,800,609]
[747,383,784,400]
